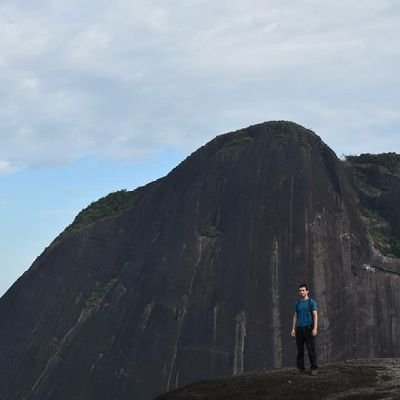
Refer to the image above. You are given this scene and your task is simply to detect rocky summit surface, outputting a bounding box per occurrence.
[155,359,400,400]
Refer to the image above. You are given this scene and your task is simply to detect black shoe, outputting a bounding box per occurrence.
[310,368,318,376]
[297,368,306,374]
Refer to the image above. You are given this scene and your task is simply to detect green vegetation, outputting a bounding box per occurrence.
[84,278,118,313]
[360,207,381,221]
[62,189,141,237]
[361,207,400,258]
[389,238,400,258]
[268,120,301,131]
[199,224,221,238]
[370,229,400,258]
[346,153,400,173]
[223,131,253,149]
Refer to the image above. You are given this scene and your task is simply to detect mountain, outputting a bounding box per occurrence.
[0,121,399,400]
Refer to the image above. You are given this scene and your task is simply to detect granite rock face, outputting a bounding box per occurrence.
[0,121,399,400]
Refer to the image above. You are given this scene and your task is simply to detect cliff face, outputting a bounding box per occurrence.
[0,121,399,400]
[344,154,400,257]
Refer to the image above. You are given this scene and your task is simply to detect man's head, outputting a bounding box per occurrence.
[298,283,309,299]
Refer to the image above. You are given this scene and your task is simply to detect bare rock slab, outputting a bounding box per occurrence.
[154,359,400,400]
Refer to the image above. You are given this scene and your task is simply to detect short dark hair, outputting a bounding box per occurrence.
[298,283,308,291]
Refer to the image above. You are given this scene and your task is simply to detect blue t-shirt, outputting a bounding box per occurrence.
[295,298,317,327]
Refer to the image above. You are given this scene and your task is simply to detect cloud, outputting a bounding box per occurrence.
[0,0,399,172]
[0,160,21,174]
[0,160,10,173]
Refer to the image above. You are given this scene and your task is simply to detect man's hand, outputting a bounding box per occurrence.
[311,328,318,336]
[291,329,296,337]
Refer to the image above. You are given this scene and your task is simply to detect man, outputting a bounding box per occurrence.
[291,283,318,375]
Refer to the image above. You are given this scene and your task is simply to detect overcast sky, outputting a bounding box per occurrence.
[1,0,400,295]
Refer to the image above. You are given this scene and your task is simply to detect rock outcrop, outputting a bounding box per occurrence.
[155,359,400,400]
[0,121,399,400]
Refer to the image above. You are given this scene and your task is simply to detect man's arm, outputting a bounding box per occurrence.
[291,313,297,337]
[312,310,318,336]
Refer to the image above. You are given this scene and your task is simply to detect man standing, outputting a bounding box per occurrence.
[291,283,318,375]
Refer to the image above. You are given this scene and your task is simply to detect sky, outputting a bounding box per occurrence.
[1,0,400,296]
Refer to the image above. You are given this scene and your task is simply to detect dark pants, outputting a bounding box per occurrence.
[296,326,318,370]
